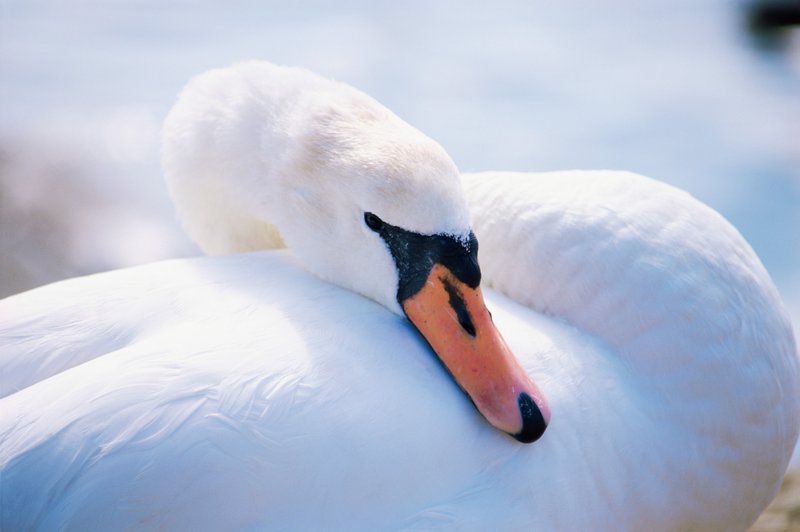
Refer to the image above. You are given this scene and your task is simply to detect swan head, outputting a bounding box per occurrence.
[162,61,550,442]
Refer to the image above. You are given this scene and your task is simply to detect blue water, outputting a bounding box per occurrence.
[2,0,799,457]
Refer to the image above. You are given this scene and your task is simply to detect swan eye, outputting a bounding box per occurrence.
[364,212,384,231]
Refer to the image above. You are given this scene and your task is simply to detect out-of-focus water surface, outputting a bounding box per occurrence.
[1,0,799,489]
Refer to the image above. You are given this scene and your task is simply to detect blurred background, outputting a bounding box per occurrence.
[1,0,798,527]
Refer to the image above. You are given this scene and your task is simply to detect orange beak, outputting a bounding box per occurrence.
[402,263,550,443]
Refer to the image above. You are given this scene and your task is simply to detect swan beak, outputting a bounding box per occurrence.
[401,263,551,443]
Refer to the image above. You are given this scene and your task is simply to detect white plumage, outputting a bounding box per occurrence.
[1,62,797,530]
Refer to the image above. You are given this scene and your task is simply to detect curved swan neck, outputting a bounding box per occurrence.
[463,170,799,517]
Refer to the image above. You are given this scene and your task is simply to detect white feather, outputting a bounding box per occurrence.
[1,62,797,531]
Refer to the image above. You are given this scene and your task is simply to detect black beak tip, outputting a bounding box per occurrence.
[511,392,548,444]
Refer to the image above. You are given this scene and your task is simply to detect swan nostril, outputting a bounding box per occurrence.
[512,392,548,443]
[442,277,476,337]
[459,314,476,337]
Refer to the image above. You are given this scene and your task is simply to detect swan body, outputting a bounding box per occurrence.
[1,62,798,530]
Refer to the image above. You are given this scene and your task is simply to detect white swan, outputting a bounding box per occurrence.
[1,61,797,531]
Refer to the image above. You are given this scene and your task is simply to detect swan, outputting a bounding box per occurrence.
[0,61,798,530]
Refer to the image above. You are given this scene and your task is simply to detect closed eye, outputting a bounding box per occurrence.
[364,212,383,231]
